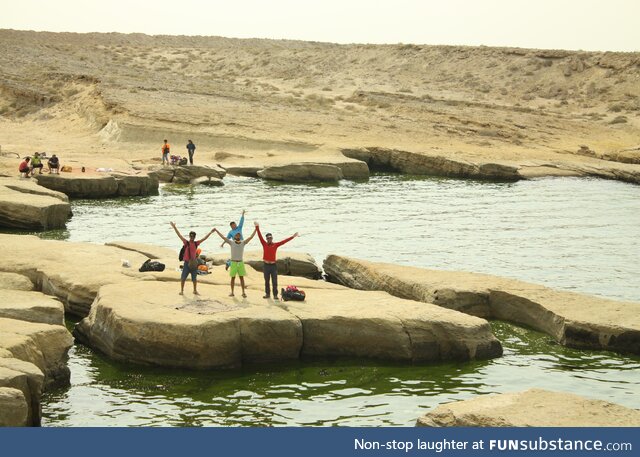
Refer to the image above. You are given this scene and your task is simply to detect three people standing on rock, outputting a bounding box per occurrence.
[170,215,299,299]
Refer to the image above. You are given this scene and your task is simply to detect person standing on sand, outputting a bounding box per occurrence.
[186,140,196,165]
[213,225,257,298]
[255,222,299,300]
[170,221,215,295]
[161,139,171,165]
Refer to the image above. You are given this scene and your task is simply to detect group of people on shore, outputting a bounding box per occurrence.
[162,139,197,166]
[19,152,60,177]
[170,211,299,298]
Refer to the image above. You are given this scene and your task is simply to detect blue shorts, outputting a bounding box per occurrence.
[181,261,198,281]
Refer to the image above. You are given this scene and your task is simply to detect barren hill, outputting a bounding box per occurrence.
[0,29,639,178]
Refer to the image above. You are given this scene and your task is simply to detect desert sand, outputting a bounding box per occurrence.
[0,29,638,180]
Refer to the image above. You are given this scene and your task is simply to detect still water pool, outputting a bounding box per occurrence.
[38,175,640,426]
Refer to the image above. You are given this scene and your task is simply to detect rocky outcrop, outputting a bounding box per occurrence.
[257,163,343,182]
[0,318,73,388]
[74,281,501,369]
[149,164,226,184]
[221,165,262,177]
[190,176,224,186]
[0,290,65,325]
[0,272,34,291]
[416,389,640,427]
[0,357,44,426]
[207,250,322,279]
[0,178,71,230]
[34,173,158,198]
[323,255,640,354]
[342,147,521,181]
[0,387,29,426]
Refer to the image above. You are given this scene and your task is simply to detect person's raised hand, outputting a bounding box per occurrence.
[294,232,299,238]
[254,221,259,227]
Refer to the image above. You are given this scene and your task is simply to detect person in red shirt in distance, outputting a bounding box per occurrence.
[254,222,299,300]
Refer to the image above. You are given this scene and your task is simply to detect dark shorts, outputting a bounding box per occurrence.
[180,261,198,281]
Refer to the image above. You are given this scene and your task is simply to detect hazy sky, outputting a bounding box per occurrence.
[1,0,638,51]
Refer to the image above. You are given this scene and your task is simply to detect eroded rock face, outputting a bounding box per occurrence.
[0,290,65,325]
[0,358,44,426]
[0,387,28,426]
[149,164,226,184]
[416,389,640,427]
[0,318,73,389]
[0,178,71,230]
[207,250,322,279]
[257,163,344,182]
[342,147,521,181]
[74,281,501,369]
[323,255,640,354]
[34,173,158,198]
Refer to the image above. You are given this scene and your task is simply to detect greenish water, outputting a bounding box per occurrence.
[42,321,639,426]
[24,174,640,425]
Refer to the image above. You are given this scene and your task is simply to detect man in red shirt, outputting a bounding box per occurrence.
[255,222,298,300]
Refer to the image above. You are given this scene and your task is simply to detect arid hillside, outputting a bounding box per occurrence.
[0,29,639,175]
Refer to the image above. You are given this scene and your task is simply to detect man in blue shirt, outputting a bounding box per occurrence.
[221,210,245,269]
[186,140,196,165]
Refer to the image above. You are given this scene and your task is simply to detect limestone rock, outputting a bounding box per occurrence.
[257,163,343,182]
[0,318,73,388]
[222,166,262,177]
[323,255,640,354]
[342,147,521,181]
[190,176,224,186]
[416,389,640,427]
[0,290,65,325]
[105,241,176,260]
[0,357,44,426]
[207,250,322,279]
[74,281,501,369]
[149,164,226,184]
[0,387,28,426]
[0,272,34,291]
[0,178,71,230]
[34,173,158,198]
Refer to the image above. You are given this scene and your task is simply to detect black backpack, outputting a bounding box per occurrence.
[281,286,306,301]
[178,244,186,261]
[139,259,166,272]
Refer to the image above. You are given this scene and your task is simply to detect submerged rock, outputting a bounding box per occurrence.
[74,281,501,369]
[416,389,640,427]
[323,255,640,355]
[0,178,71,230]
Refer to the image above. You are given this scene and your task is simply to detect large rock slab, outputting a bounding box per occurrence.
[257,163,343,182]
[207,250,322,279]
[0,272,34,291]
[74,281,501,369]
[416,389,640,427]
[34,173,158,198]
[0,318,73,388]
[105,240,176,260]
[0,178,71,230]
[0,357,44,426]
[149,164,226,184]
[323,255,640,354]
[0,387,29,426]
[0,290,65,325]
[343,147,521,181]
[0,234,152,317]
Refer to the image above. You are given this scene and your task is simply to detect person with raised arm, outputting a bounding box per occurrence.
[255,222,299,300]
[213,225,257,298]
[170,221,214,296]
[221,210,245,270]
